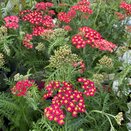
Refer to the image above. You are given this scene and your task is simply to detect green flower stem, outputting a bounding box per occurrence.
[64,116,68,131]
[89,110,116,129]
[93,0,102,26]
[83,47,86,56]
[90,110,115,118]
[85,111,97,126]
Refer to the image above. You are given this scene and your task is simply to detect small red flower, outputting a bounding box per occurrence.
[11,80,34,96]
[120,2,131,15]
[4,16,19,29]
[35,2,53,11]
[72,34,86,49]
[94,39,117,52]
[21,11,43,25]
[58,12,71,23]
[78,77,96,97]
[43,79,95,125]
[48,10,56,16]
[63,25,72,31]
[32,26,45,36]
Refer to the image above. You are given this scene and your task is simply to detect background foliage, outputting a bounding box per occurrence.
[0,0,130,131]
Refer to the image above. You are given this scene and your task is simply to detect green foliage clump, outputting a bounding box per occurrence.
[0,0,130,131]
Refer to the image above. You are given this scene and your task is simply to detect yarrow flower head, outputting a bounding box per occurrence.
[120,2,131,16]
[49,45,79,68]
[71,0,93,14]
[72,34,87,49]
[11,80,34,96]
[72,26,102,49]
[48,10,56,16]
[41,29,55,40]
[58,0,92,23]
[43,78,96,125]
[19,3,55,49]
[35,2,53,11]
[116,46,128,56]
[72,26,117,52]
[4,16,19,29]
[44,104,65,125]
[32,26,45,36]
[41,28,68,41]
[98,55,114,69]
[115,112,124,125]
[77,77,96,97]
[58,12,72,23]
[42,15,54,28]
[94,39,117,52]
[21,10,43,25]
[93,73,104,86]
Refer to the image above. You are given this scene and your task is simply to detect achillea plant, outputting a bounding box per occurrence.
[49,45,79,68]
[98,55,114,69]
[0,0,130,131]
[43,78,96,125]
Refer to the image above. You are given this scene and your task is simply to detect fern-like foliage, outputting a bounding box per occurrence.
[45,64,78,84]
[102,93,110,112]
[0,92,18,124]
[25,86,41,110]
[47,36,70,55]
[31,116,59,131]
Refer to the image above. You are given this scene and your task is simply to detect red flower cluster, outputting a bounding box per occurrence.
[79,26,102,45]
[72,26,117,52]
[19,2,55,48]
[32,26,45,36]
[72,26,102,48]
[57,6,77,23]
[21,11,43,25]
[58,0,92,23]
[11,80,34,96]
[43,81,60,99]
[43,79,96,125]
[44,104,65,125]
[120,2,131,16]
[71,0,93,14]
[63,25,72,31]
[58,12,72,23]
[35,2,53,11]
[42,15,54,28]
[78,77,96,97]
[4,16,19,29]
[67,9,77,19]
[94,39,117,52]
[48,10,56,16]
[51,82,86,115]
[23,34,33,49]
[73,60,86,73]
[72,35,86,48]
